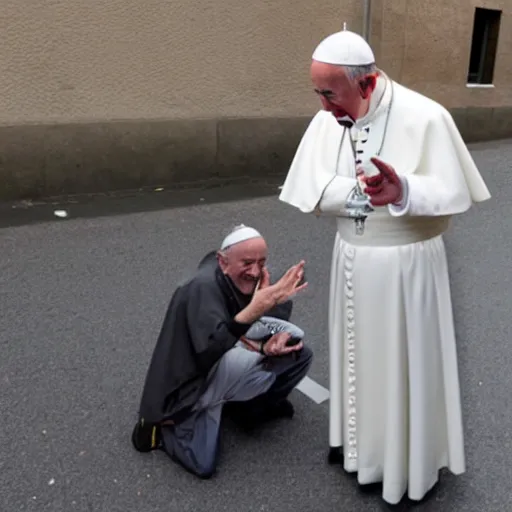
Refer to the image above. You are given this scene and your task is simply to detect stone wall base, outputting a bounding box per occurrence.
[1,107,510,201]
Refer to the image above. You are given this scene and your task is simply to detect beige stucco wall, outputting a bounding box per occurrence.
[1,0,510,126]
[0,0,357,125]
[373,0,512,108]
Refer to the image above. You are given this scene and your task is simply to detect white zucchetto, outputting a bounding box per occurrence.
[312,30,375,66]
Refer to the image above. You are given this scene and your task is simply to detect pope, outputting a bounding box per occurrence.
[279,28,491,505]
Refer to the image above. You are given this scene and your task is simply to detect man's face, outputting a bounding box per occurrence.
[310,60,374,124]
[217,238,268,295]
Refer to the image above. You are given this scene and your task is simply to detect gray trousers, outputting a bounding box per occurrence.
[161,342,313,478]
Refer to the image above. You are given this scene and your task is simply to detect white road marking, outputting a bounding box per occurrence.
[295,376,330,404]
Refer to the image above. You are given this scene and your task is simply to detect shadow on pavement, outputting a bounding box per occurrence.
[0,178,283,229]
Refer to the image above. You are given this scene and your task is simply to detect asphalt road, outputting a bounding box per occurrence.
[1,138,511,512]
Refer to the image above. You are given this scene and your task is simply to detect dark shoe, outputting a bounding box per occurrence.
[131,418,161,452]
[327,446,344,465]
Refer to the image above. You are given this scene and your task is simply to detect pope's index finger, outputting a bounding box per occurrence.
[370,157,392,176]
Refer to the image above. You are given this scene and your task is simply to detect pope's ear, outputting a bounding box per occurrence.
[359,78,370,93]
[359,76,376,98]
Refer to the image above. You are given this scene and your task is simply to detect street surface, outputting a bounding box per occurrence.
[1,138,511,512]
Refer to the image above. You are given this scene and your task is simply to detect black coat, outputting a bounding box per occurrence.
[137,251,293,425]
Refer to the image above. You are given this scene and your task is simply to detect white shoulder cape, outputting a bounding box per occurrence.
[279,110,346,213]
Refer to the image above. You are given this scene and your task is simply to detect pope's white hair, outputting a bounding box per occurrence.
[342,63,378,82]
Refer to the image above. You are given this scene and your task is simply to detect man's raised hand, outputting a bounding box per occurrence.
[270,260,307,304]
[236,261,308,324]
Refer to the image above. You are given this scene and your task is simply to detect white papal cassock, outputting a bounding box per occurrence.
[279,74,491,504]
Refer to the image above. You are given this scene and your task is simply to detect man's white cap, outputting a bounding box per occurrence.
[312,29,375,66]
[220,224,262,250]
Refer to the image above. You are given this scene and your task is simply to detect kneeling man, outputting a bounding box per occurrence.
[131,224,312,478]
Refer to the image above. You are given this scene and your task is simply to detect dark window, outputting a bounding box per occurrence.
[467,7,502,84]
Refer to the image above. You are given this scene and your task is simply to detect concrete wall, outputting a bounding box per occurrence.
[1,0,511,200]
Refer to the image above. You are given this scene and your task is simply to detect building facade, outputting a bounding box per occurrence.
[1,0,510,200]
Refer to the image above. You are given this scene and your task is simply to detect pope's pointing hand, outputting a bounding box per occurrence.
[360,157,403,207]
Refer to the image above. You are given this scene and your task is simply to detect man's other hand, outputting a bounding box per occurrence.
[264,332,303,356]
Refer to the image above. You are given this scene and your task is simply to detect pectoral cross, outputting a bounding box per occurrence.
[342,126,374,235]
[345,181,374,235]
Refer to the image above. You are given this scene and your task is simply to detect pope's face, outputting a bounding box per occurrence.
[310,60,372,124]
[217,238,268,295]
